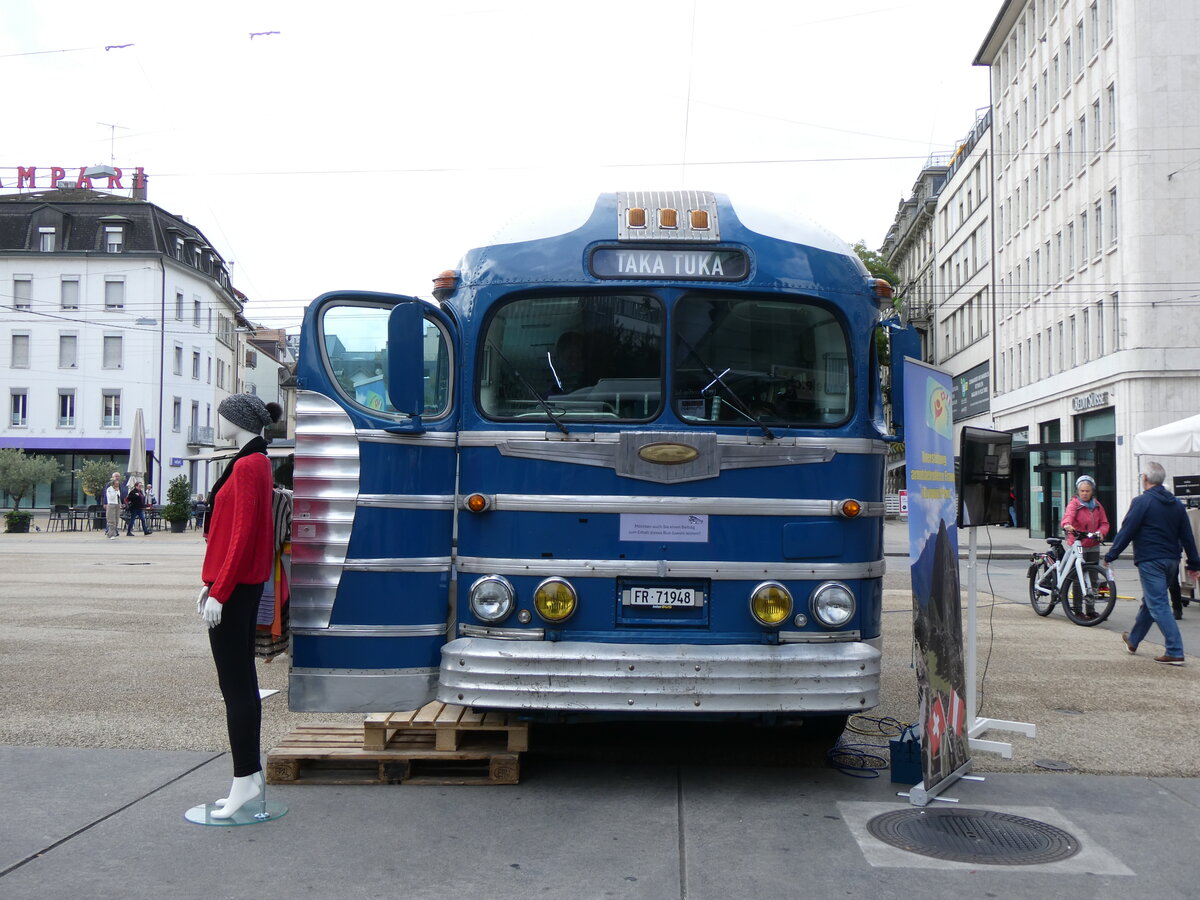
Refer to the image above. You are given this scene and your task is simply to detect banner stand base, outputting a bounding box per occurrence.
[967,716,1036,759]
[898,762,983,807]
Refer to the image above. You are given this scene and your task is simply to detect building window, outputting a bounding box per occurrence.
[192,351,200,379]
[102,391,121,427]
[175,291,184,320]
[102,335,123,369]
[1097,299,1105,356]
[39,227,56,252]
[13,276,32,310]
[10,389,28,426]
[1111,292,1120,351]
[1109,188,1118,243]
[11,333,29,368]
[61,277,79,310]
[173,345,183,376]
[58,389,75,427]
[172,397,182,432]
[59,334,77,368]
[1082,308,1091,363]
[216,358,225,390]
[1080,212,1088,263]
[207,355,212,384]
[104,226,124,253]
[193,298,201,327]
[104,277,125,310]
[1107,83,1117,141]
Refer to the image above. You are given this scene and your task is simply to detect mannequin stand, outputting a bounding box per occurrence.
[185,777,287,826]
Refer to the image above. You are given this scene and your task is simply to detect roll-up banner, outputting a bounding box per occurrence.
[903,358,970,794]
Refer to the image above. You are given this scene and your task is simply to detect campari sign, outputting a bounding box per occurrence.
[1,165,146,191]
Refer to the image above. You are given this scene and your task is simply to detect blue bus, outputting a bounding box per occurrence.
[289,190,906,732]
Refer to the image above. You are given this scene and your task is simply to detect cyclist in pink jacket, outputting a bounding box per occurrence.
[1062,475,1110,553]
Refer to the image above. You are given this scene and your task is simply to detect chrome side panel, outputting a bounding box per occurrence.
[290,667,438,712]
[437,638,880,713]
[455,556,885,580]
[291,390,359,628]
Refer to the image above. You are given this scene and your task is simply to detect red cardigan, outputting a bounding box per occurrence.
[202,452,274,602]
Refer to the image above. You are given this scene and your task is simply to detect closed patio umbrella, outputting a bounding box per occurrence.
[128,408,147,484]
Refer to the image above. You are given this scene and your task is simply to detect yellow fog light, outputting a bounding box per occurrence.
[750,581,792,627]
[534,577,577,622]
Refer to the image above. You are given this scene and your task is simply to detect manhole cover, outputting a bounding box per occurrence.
[867,808,1079,865]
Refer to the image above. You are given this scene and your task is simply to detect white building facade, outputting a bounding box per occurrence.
[0,185,245,506]
[977,0,1200,530]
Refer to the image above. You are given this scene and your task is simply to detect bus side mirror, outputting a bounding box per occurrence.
[888,325,923,441]
[387,301,426,425]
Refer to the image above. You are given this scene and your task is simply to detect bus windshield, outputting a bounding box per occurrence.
[479,294,664,422]
[672,294,850,427]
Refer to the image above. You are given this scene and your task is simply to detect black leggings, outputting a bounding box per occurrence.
[207,582,264,777]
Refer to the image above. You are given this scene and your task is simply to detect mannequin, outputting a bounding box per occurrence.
[198,393,282,819]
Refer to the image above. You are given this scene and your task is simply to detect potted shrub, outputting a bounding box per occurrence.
[0,449,62,534]
[163,475,193,533]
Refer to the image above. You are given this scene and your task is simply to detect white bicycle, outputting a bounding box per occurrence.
[1027,531,1117,626]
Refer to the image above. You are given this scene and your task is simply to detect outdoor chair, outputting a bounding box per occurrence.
[47,505,69,533]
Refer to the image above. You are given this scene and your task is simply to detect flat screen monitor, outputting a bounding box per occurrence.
[957,426,1013,527]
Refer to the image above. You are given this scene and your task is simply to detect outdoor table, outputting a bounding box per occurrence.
[69,507,91,532]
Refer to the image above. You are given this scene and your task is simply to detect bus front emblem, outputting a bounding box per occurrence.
[638,442,700,465]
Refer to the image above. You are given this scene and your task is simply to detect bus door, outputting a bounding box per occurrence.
[290,292,458,712]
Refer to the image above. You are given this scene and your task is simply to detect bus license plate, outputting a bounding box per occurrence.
[622,587,702,607]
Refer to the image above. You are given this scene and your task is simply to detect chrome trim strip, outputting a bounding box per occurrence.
[461,430,886,454]
[358,493,456,510]
[437,638,880,713]
[293,624,448,637]
[458,624,547,640]
[777,630,862,643]
[465,494,885,517]
[455,556,886,580]
[344,557,453,573]
[358,429,458,447]
[289,667,437,712]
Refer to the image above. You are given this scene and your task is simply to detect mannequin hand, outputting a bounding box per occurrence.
[202,596,223,628]
[196,585,209,616]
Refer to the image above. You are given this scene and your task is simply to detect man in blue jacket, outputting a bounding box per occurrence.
[1105,461,1200,665]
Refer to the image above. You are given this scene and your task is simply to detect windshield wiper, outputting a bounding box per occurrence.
[676,334,776,440]
[488,341,569,435]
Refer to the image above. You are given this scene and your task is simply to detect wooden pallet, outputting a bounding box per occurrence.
[266,724,520,786]
[363,701,529,753]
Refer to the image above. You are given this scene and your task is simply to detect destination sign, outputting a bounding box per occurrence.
[590,246,748,281]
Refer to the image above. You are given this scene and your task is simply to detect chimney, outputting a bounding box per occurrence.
[132,174,148,201]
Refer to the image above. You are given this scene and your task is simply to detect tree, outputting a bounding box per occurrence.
[851,240,900,286]
[0,449,63,510]
[75,459,117,504]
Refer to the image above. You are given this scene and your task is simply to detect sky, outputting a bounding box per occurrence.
[2,0,1001,331]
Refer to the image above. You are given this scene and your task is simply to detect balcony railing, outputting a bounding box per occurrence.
[187,425,215,446]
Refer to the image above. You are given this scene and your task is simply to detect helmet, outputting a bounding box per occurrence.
[1075,475,1096,488]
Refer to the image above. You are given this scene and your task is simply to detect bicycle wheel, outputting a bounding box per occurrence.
[1028,559,1057,616]
[1062,566,1117,626]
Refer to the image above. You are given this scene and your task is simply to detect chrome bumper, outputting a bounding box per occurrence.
[437,638,880,713]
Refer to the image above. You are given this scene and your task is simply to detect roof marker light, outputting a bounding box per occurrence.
[658,208,678,229]
[689,209,710,230]
[627,207,647,228]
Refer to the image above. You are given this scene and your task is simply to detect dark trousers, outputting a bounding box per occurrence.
[126,509,149,535]
[207,582,264,777]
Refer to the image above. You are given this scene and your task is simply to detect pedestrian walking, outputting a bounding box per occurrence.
[103,472,126,539]
[1105,461,1200,665]
[125,481,151,535]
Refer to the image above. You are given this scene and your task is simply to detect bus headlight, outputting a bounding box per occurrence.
[533,577,577,622]
[749,581,792,627]
[469,575,515,623]
[810,582,855,628]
